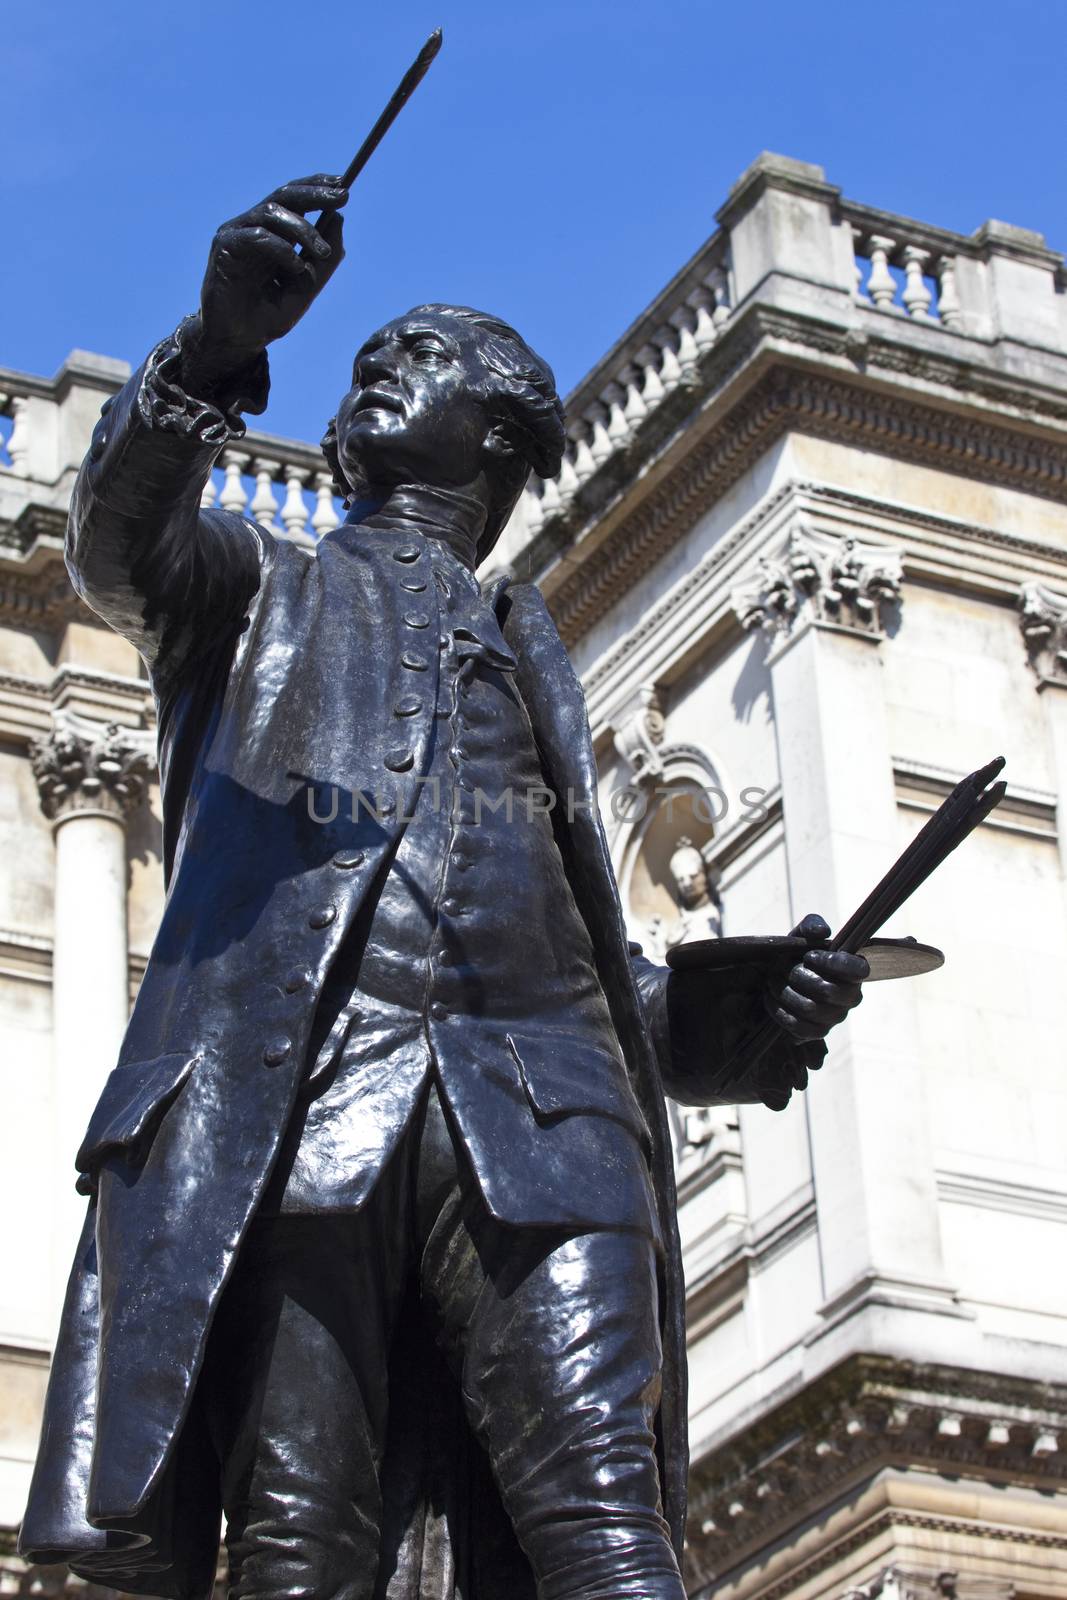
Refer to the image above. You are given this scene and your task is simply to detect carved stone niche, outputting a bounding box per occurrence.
[1018,579,1067,683]
[732,522,903,640]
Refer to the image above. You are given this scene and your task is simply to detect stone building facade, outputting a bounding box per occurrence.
[1,153,1066,1597]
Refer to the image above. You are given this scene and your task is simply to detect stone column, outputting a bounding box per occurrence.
[1019,582,1067,897]
[31,712,154,1314]
[733,524,963,1344]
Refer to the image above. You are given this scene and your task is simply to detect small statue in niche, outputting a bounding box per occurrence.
[648,836,723,960]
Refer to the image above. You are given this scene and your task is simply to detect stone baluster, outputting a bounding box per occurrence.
[30,712,155,1318]
[571,423,597,484]
[605,382,630,449]
[901,245,933,320]
[539,473,563,519]
[936,255,963,329]
[657,330,684,393]
[281,465,311,540]
[865,234,898,310]
[621,363,648,430]
[673,310,700,383]
[311,470,340,536]
[636,344,666,410]
[522,485,544,538]
[587,405,614,467]
[250,459,281,531]
[690,291,718,356]
[846,223,867,302]
[200,473,218,510]
[220,448,250,513]
[708,263,731,328]
[556,447,580,506]
[4,394,31,477]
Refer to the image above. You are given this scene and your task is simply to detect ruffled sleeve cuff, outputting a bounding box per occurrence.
[136,317,270,447]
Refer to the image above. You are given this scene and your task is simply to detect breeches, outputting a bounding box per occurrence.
[197,1086,685,1600]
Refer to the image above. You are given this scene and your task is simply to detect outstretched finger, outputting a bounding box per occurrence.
[268,176,350,214]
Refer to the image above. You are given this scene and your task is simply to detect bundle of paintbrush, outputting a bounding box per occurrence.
[667,756,1007,1088]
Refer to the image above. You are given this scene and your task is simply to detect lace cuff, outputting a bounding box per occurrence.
[137,317,270,446]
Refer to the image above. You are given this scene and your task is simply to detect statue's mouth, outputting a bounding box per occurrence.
[354,388,404,416]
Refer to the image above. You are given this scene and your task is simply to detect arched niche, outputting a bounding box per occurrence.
[614,745,726,958]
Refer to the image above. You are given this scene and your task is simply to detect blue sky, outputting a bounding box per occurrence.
[3,0,1065,444]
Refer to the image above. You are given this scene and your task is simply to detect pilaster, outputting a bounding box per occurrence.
[733,526,964,1338]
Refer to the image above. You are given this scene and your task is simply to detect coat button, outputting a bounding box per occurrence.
[392,546,421,563]
[430,1002,448,1021]
[309,904,337,929]
[400,578,427,592]
[333,848,365,869]
[437,949,454,967]
[401,652,428,671]
[441,896,461,916]
[378,798,397,818]
[394,697,421,717]
[263,1036,292,1067]
[384,749,414,772]
[404,612,430,630]
[284,967,311,992]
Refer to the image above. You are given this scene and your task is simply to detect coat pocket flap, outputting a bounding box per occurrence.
[506,1032,649,1141]
[76,1052,200,1176]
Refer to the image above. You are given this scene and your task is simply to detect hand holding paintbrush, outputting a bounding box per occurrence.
[666,757,1008,1098]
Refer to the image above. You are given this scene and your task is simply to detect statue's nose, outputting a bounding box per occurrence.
[358,347,398,386]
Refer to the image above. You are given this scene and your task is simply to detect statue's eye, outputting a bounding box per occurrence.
[411,342,444,364]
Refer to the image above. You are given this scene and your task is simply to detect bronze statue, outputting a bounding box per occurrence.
[19,175,869,1600]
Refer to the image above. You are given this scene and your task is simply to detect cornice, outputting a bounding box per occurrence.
[0,667,153,747]
[0,502,68,555]
[580,467,1067,736]
[696,1503,1066,1600]
[684,1353,1067,1581]
[545,354,1067,647]
[0,539,96,633]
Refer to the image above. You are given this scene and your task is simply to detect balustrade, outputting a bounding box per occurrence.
[515,255,735,538]
[201,446,341,542]
[849,223,965,330]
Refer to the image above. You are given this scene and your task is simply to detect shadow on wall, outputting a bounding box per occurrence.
[731,632,771,726]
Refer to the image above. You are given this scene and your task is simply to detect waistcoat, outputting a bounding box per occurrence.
[265,523,649,1224]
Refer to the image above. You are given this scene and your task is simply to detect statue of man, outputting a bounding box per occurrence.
[20,178,867,1600]
[648,835,723,958]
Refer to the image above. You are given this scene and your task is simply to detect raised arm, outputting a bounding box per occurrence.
[68,175,349,687]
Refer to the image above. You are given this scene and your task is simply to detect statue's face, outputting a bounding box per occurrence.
[671,848,707,910]
[335,311,500,494]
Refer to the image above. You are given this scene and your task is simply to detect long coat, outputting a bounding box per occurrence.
[19,346,785,1598]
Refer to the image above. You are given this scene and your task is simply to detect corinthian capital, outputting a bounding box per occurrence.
[732,524,903,640]
[30,711,156,823]
[1019,580,1067,683]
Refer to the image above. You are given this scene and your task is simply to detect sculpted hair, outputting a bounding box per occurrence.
[321,304,567,562]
